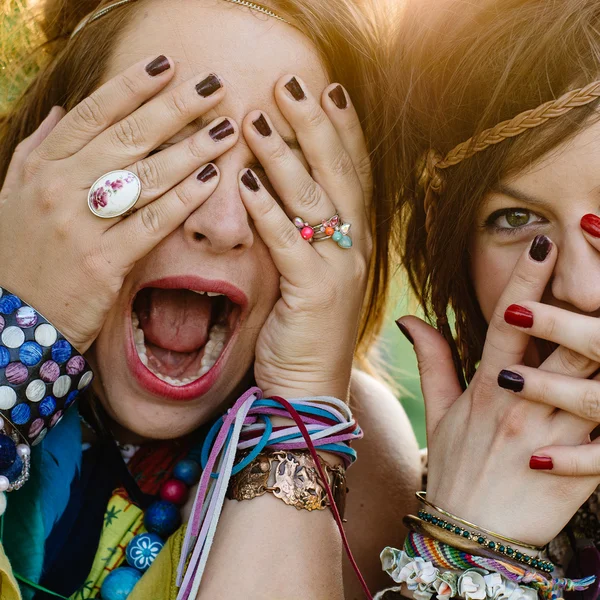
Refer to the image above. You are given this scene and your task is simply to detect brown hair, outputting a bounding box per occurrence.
[393,0,600,380]
[0,0,394,369]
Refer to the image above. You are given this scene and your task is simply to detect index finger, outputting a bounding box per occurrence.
[479,235,556,376]
[37,55,174,160]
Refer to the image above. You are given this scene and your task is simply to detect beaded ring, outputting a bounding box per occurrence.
[0,287,93,445]
[418,510,555,573]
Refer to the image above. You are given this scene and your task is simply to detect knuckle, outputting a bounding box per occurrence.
[497,404,527,438]
[580,387,600,421]
[174,184,196,207]
[329,148,355,179]
[139,203,163,235]
[274,221,300,248]
[167,90,192,121]
[135,159,161,192]
[267,141,291,165]
[356,153,373,183]
[304,104,327,130]
[186,135,207,161]
[538,314,557,341]
[37,180,63,212]
[111,116,144,150]
[557,347,594,374]
[117,73,140,99]
[21,153,43,183]
[73,95,107,130]
[295,179,323,213]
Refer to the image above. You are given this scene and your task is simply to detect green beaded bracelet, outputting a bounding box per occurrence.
[417,510,555,573]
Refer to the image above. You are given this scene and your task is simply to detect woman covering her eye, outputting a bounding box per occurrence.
[377,0,600,598]
[0,0,420,598]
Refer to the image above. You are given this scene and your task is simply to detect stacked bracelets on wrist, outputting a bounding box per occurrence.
[376,491,596,600]
[0,286,93,514]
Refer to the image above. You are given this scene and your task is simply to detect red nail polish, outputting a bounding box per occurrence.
[581,214,600,237]
[529,455,553,470]
[504,304,533,328]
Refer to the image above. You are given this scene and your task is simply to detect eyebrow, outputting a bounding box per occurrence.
[492,182,551,208]
[190,116,300,150]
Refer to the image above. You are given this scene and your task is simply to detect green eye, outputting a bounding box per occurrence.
[505,209,531,227]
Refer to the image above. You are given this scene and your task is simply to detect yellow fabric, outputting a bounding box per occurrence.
[69,494,145,599]
[0,543,21,600]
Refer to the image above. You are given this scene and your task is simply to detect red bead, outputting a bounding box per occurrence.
[301,226,314,240]
[159,479,188,505]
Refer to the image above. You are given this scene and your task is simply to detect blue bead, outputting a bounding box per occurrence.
[65,390,79,408]
[0,347,10,368]
[0,295,22,315]
[10,403,31,425]
[173,459,202,486]
[0,434,16,471]
[51,340,72,364]
[126,532,165,572]
[3,455,22,482]
[332,231,343,242]
[100,567,142,600]
[39,396,57,417]
[337,235,352,249]
[144,500,181,538]
[19,342,43,367]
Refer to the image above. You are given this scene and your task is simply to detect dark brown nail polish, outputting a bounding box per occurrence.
[242,170,259,192]
[498,369,524,392]
[209,119,234,142]
[285,77,306,101]
[197,164,217,182]
[252,114,272,137]
[145,55,170,76]
[529,234,552,262]
[395,320,414,345]
[328,85,348,109]
[196,74,222,98]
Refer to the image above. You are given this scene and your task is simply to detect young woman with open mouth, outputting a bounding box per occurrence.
[377,0,600,597]
[0,0,419,598]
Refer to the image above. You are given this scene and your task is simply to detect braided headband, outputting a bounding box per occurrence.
[71,0,290,38]
[419,79,600,234]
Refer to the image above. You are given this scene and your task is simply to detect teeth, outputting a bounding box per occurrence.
[206,292,222,297]
[130,311,229,387]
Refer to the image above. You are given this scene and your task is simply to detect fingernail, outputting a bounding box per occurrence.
[196,74,222,97]
[252,113,272,137]
[581,213,600,237]
[285,77,306,101]
[529,234,552,262]
[530,455,553,470]
[504,304,534,328]
[498,369,524,392]
[209,119,234,142]
[197,164,217,182]
[145,55,170,76]
[242,170,259,192]
[395,320,414,345]
[328,85,348,109]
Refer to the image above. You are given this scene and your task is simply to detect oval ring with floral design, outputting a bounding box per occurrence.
[87,169,142,219]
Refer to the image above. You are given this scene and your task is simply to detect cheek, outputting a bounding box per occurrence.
[470,241,519,322]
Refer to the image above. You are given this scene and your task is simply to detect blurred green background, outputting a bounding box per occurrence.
[0,0,427,447]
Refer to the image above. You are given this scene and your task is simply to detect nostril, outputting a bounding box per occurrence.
[194,233,205,242]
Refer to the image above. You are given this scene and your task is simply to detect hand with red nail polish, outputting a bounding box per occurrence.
[402,235,600,550]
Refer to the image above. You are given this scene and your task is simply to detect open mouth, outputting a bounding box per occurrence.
[131,287,241,387]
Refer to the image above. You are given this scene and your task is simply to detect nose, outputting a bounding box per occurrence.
[183,156,255,254]
[551,225,600,313]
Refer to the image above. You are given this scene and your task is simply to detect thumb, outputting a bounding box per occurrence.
[396,315,463,436]
[4,106,65,187]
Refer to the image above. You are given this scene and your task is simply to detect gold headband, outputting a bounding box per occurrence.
[419,79,600,235]
[71,0,290,38]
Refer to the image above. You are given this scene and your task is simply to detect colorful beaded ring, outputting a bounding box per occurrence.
[293,214,353,248]
[417,510,555,573]
[0,287,93,448]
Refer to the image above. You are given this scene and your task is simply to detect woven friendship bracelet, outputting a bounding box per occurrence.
[0,287,93,446]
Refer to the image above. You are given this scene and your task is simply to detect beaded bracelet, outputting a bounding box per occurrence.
[418,510,554,573]
[0,286,93,504]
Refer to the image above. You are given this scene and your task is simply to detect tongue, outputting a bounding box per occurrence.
[136,289,212,352]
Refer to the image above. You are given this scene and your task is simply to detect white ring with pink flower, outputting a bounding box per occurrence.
[87,169,141,218]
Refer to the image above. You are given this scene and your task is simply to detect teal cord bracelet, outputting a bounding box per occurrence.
[418,510,555,573]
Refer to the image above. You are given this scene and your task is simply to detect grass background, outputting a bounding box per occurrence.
[0,0,427,447]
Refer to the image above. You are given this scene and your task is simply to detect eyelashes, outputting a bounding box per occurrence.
[483,207,546,233]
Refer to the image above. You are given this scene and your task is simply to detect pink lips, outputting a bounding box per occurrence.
[125,276,247,401]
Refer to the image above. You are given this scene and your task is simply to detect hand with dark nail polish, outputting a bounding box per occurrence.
[196,74,222,97]
[529,235,552,262]
[146,55,170,76]
[328,85,348,109]
[497,369,524,392]
[197,164,217,182]
[209,119,234,141]
[285,77,306,101]
[242,170,259,191]
[253,114,272,137]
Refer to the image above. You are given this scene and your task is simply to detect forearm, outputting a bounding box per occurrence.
[197,495,344,600]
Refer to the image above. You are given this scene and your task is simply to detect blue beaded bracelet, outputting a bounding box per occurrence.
[0,286,94,447]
